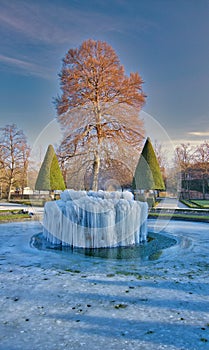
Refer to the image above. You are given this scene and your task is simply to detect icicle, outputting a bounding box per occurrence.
[42,190,148,248]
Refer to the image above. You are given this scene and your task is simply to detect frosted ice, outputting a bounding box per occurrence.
[43,190,148,248]
[0,219,209,350]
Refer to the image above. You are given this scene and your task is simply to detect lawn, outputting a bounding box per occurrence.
[10,199,46,207]
[179,199,199,208]
[190,200,209,208]
[148,212,209,222]
[0,210,31,222]
[180,199,209,209]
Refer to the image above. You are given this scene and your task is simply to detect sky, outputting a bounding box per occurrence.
[0,0,209,153]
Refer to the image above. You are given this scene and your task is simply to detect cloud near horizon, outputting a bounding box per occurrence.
[188,131,209,137]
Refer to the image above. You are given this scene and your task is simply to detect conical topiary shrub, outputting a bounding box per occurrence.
[35,144,66,191]
[133,137,165,191]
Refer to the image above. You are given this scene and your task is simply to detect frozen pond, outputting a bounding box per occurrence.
[32,229,176,262]
[0,219,209,349]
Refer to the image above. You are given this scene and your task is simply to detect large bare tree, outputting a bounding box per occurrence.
[56,39,146,190]
[0,124,30,200]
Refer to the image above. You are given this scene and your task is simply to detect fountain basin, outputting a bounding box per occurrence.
[43,190,148,248]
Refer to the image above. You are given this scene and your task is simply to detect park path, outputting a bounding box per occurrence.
[155,197,188,209]
[0,198,187,212]
[0,202,44,216]
[0,202,29,210]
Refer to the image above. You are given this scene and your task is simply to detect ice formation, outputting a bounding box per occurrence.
[43,190,148,248]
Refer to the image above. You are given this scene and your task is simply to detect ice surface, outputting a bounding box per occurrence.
[43,190,148,248]
[0,220,209,350]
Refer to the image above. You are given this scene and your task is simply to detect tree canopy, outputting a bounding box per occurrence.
[35,145,66,191]
[56,39,146,190]
[133,137,165,191]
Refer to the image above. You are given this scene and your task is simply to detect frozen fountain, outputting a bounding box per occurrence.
[43,190,148,248]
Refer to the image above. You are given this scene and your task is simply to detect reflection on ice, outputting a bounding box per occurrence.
[43,190,148,248]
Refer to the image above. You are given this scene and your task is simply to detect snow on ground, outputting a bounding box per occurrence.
[0,219,209,350]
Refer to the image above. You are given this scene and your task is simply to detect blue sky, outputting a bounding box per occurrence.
[0,0,208,149]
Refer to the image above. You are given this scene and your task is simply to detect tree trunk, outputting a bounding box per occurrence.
[7,182,12,201]
[202,174,206,200]
[91,102,102,191]
[186,172,190,200]
[91,149,101,191]
[21,185,24,199]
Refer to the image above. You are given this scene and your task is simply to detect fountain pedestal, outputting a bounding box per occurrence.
[43,190,148,248]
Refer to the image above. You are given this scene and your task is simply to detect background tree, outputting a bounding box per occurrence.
[0,124,30,200]
[175,143,195,199]
[35,144,66,192]
[56,39,146,191]
[133,137,165,193]
[0,146,5,198]
[194,141,209,199]
[153,141,167,183]
[84,158,133,191]
[18,142,31,198]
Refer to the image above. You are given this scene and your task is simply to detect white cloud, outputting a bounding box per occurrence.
[0,54,53,79]
[0,1,112,45]
[0,0,155,79]
[0,0,154,46]
[188,131,209,137]
[0,54,35,69]
[171,139,208,148]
